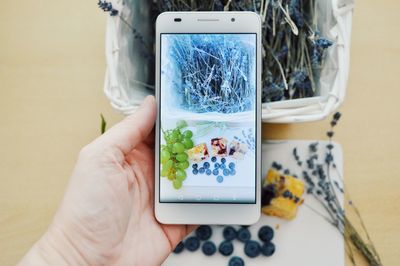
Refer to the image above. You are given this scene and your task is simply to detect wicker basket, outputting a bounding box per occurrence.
[103,0,354,123]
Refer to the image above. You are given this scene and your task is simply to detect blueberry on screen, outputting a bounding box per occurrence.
[184,236,200,252]
[217,175,224,183]
[199,167,205,174]
[192,163,198,169]
[204,162,210,169]
[173,241,185,254]
[221,158,226,164]
[223,169,230,176]
[206,169,212,175]
[192,169,199,175]
[201,241,217,256]
[211,156,217,162]
[258,225,274,242]
[218,240,234,256]
[229,256,245,266]
[213,169,219,176]
[223,226,237,241]
[260,242,276,256]
[230,169,236,176]
[244,240,261,258]
[237,227,251,243]
[195,225,212,240]
[229,162,235,169]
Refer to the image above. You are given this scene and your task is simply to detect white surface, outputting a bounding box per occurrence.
[163,140,344,266]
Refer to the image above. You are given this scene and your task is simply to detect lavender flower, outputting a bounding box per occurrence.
[97,0,118,16]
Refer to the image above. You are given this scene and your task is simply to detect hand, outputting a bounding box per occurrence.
[19,96,195,266]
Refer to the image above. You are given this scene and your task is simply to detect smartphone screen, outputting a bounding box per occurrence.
[159,33,257,204]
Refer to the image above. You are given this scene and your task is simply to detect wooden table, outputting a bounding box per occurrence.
[0,1,399,265]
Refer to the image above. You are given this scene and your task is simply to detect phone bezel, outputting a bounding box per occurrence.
[155,11,262,225]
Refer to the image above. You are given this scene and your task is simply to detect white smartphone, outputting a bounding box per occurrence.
[155,11,261,225]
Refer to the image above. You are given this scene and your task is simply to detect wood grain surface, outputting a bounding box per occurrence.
[0,0,399,265]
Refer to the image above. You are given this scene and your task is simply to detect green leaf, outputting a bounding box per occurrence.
[100,113,107,134]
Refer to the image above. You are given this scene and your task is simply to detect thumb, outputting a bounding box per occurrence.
[99,96,157,154]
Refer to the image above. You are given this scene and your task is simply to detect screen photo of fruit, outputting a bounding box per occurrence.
[160,34,257,203]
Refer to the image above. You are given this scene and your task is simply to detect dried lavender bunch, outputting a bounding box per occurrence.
[168,34,255,113]
[272,113,382,266]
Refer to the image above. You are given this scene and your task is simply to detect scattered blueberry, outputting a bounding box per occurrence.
[221,163,226,169]
[204,162,210,169]
[258,226,274,242]
[195,225,212,240]
[218,240,234,256]
[214,163,220,169]
[192,163,198,169]
[221,158,226,164]
[211,156,217,162]
[260,242,275,256]
[223,226,237,241]
[229,256,245,266]
[213,169,219,176]
[217,175,224,183]
[244,240,261,258]
[173,241,184,254]
[228,162,235,169]
[223,169,230,176]
[206,169,212,175]
[192,169,199,175]
[230,169,236,175]
[199,167,205,174]
[201,241,216,256]
[184,236,200,252]
[237,227,251,243]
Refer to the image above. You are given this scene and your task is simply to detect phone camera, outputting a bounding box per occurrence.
[231,18,235,22]
[174,18,182,22]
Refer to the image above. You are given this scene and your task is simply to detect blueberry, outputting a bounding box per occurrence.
[214,163,220,169]
[212,169,219,176]
[173,241,185,254]
[218,240,234,256]
[211,156,217,162]
[221,163,226,169]
[223,169,230,176]
[201,241,216,256]
[217,175,224,183]
[230,169,236,176]
[228,162,235,169]
[237,227,251,243]
[258,226,274,242]
[195,225,212,240]
[229,256,245,266]
[204,162,210,169]
[206,169,212,175]
[184,236,200,252]
[260,242,275,256]
[244,240,261,258]
[192,163,198,169]
[192,169,199,175]
[221,158,226,164]
[223,226,237,241]
[199,167,205,174]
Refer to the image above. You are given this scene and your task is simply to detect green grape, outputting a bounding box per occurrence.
[164,159,173,171]
[177,161,189,170]
[183,130,193,139]
[173,179,182,189]
[176,169,186,181]
[168,172,175,181]
[161,149,170,164]
[176,152,188,162]
[176,120,188,129]
[161,166,169,177]
[172,143,185,154]
[182,138,194,149]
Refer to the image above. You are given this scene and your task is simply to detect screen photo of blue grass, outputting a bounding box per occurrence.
[161,34,256,115]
